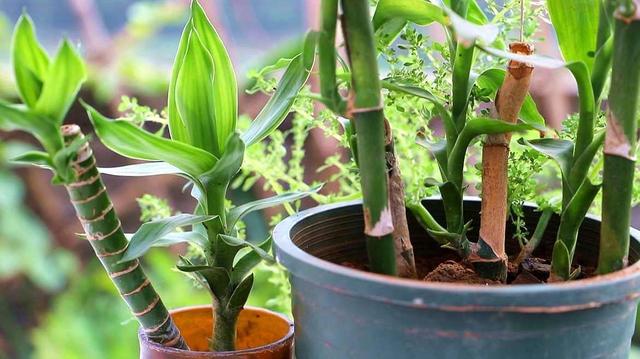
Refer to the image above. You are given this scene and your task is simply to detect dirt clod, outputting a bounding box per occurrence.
[511,270,543,284]
[424,260,501,285]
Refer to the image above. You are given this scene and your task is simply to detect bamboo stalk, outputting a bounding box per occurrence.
[473,42,534,281]
[341,0,396,275]
[61,124,187,350]
[598,0,640,274]
[318,0,343,112]
[206,185,238,352]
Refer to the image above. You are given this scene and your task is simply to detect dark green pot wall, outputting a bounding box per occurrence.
[273,198,640,359]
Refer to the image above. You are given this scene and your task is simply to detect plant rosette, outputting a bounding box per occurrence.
[86,0,319,354]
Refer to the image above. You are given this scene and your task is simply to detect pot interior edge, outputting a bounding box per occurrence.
[287,198,640,282]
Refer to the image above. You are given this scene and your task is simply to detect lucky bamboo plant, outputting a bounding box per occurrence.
[314,0,544,280]
[316,0,417,277]
[0,13,187,348]
[312,0,639,283]
[85,1,317,351]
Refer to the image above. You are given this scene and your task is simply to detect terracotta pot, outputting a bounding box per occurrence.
[139,306,294,359]
[274,198,640,358]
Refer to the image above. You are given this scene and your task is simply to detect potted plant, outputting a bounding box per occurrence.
[273,0,640,357]
[85,1,319,356]
[1,2,316,357]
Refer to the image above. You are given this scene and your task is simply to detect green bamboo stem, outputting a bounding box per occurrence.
[212,305,240,352]
[205,186,239,351]
[319,0,344,113]
[61,125,187,349]
[598,2,640,274]
[341,0,396,275]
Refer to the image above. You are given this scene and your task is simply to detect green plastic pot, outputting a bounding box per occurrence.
[273,198,640,358]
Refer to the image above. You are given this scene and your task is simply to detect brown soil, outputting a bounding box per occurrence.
[342,252,592,286]
[424,260,501,285]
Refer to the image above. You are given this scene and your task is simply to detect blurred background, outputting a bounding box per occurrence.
[0,0,638,358]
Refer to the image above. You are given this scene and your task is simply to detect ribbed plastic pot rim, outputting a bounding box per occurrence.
[138,305,294,356]
[273,198,640,313]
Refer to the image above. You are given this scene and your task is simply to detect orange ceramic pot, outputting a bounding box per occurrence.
[139,306,294,359]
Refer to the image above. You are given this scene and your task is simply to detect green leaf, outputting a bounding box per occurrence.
[569,130,605,189]
[371,0,489,46]
[227,185,322,229]
[416,136,448,177]
[552,179,601,280]
[474,68,545,129]
[9,150,52,169]
[519,138,574,189]
[227,273,254,310]
[34,40,86,124]
[546,0,599,71]
[550,240,571,280]
[98,162,182,177]
[448,118,535,188]
[149,231,207,248]
[372,0,446,44]
[241,32,317,147]
[120,214,216,262]
[175,29,221,156]
[167,22,191,143]
[176,264,230,297]
[438,181,465,233]
[190,0,237,154]
[11,14,50,108]
[219,235,274,263]
[200,133,245,187]
[0,101,62,154]
[173,28,231,158]
[231,236,272,284]
[466,0,489,25]
[85,104,217,177]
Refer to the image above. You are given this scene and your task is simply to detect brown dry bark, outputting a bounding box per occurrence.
[475,42,534,281]
[384,120,417,278]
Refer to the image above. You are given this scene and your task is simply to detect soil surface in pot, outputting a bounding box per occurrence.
[299,200,611,285]
[344,253,593,285]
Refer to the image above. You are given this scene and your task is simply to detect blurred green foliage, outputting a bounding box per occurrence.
[0,142,76,292]
[31,250,209,359]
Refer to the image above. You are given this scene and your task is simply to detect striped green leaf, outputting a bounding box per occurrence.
[190,0,237,153]
[175,29,221,155]
[121,214,216,262]
[546,0,599,71]
[85,104,217,177]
